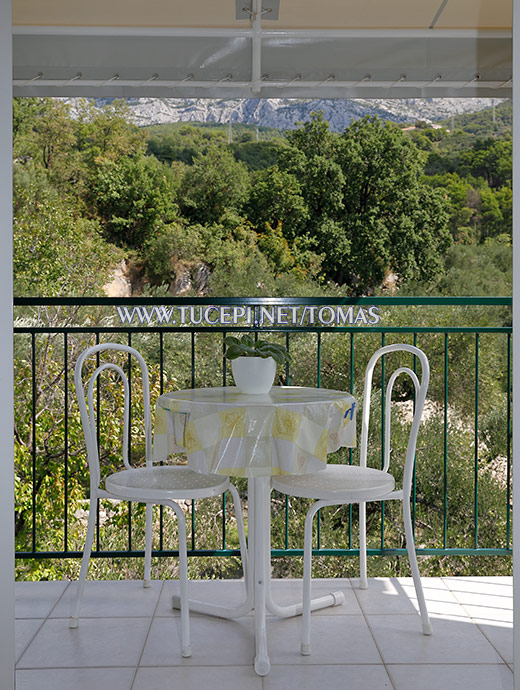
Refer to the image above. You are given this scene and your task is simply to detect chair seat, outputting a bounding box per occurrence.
[105,465,230,501]
[272,464,396,502]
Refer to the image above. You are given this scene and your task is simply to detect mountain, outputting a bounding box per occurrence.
[85,97,505,132]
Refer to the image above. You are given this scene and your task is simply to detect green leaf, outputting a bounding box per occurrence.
[225,344,243,360]
[224,336,241,347]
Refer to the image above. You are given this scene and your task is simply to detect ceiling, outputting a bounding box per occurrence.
[12,0,513,98]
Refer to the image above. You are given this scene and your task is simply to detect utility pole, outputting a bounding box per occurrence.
[228,118,232,144]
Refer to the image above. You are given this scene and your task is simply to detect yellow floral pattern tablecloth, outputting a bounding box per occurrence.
[153,386,356,478]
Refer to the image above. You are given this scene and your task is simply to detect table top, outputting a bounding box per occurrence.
[153,386,356,478]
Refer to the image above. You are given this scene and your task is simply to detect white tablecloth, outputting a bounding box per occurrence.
[153,386,356,478]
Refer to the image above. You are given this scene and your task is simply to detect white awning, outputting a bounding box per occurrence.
[12,0,513,98]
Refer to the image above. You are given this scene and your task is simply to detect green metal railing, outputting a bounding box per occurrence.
[14,296,512,563]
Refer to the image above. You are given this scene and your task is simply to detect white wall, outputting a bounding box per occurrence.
[0,1,15,689]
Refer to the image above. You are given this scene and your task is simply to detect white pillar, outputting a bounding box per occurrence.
[0,0,14,688]
[513,1,519,689]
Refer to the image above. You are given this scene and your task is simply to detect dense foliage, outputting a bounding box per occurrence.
[13,98,513,299]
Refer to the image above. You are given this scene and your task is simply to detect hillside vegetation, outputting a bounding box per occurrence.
[13,98,511,299]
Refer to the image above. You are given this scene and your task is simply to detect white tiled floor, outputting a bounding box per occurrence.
[15,577,514,690]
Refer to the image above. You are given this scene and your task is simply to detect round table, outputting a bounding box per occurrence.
[153,385,357,675]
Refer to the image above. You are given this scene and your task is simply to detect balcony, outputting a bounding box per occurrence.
[16,576,513,689]
[13,296,513,687]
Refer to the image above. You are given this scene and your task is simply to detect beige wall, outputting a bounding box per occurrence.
[13,0,512,30]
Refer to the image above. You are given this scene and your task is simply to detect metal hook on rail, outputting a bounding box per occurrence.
[498,77,512,88]
[463,74,480,87]
[316,74,335,87]
[216,74,233,84]
[392,74,407,86]
[133,73,159,87]
[167,74,194,88]
[56,73,82,88]
[22,72,43,86]
[101,74,120,86]
[286,74,301,86]
[425,74,442,86]
[353,74,371,86]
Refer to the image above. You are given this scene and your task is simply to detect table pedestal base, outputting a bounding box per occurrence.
[171,477,344,676]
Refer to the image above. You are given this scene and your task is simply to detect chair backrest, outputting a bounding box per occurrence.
[359,344,430,497]
[74,344,152,491]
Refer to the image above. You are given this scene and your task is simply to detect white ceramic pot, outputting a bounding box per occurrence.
[231,356,276,394]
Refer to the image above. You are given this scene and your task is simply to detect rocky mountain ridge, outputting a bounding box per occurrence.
[80,97,503,132]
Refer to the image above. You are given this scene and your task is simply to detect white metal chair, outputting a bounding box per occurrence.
[272,344,432,655]
[71,343,248,658]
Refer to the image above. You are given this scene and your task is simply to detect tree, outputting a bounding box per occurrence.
[276,115,451,290]
[13,98,42,151]
[246,166,308,240]
[87,154,179,248]
[13,182,121,297]
[178,145,250,225]
[281,113,345,222]
[427,172,512,244]
[458,137,512,189]
[74,99,147,161]
[334,117,450,289]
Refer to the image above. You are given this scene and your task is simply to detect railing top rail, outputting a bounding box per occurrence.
[13,296,513,307]
[13,326,511,334]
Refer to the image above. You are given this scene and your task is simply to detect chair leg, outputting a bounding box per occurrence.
[143,503,153,588]
[70,497,97,628]
[402,500,432,635]
[228,483,248,580]
[301,502,322,656]
[359,502,368,589]
[167,500,192,657]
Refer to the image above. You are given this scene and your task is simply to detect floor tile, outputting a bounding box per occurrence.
[387,663,513,690]
[264,664,393,690]
[395,578,469,618]
[443,577,512,600]
[15,581,69,619]
[268,614,382,665]
[133,665,262,690]
[367,613,504,664]
[351,577,418,615]
[16,667,136,690]
[15,619,43,663]
[17,617,151,669]
[461,603,513,624]
[444,575,512,587]
[473,619,513,663]
[13,576,516,689]
[140,615,255,666]
[50,579,162,619]
[449,588,513,610]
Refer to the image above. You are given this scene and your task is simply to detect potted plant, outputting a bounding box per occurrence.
[224,334,290,394]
